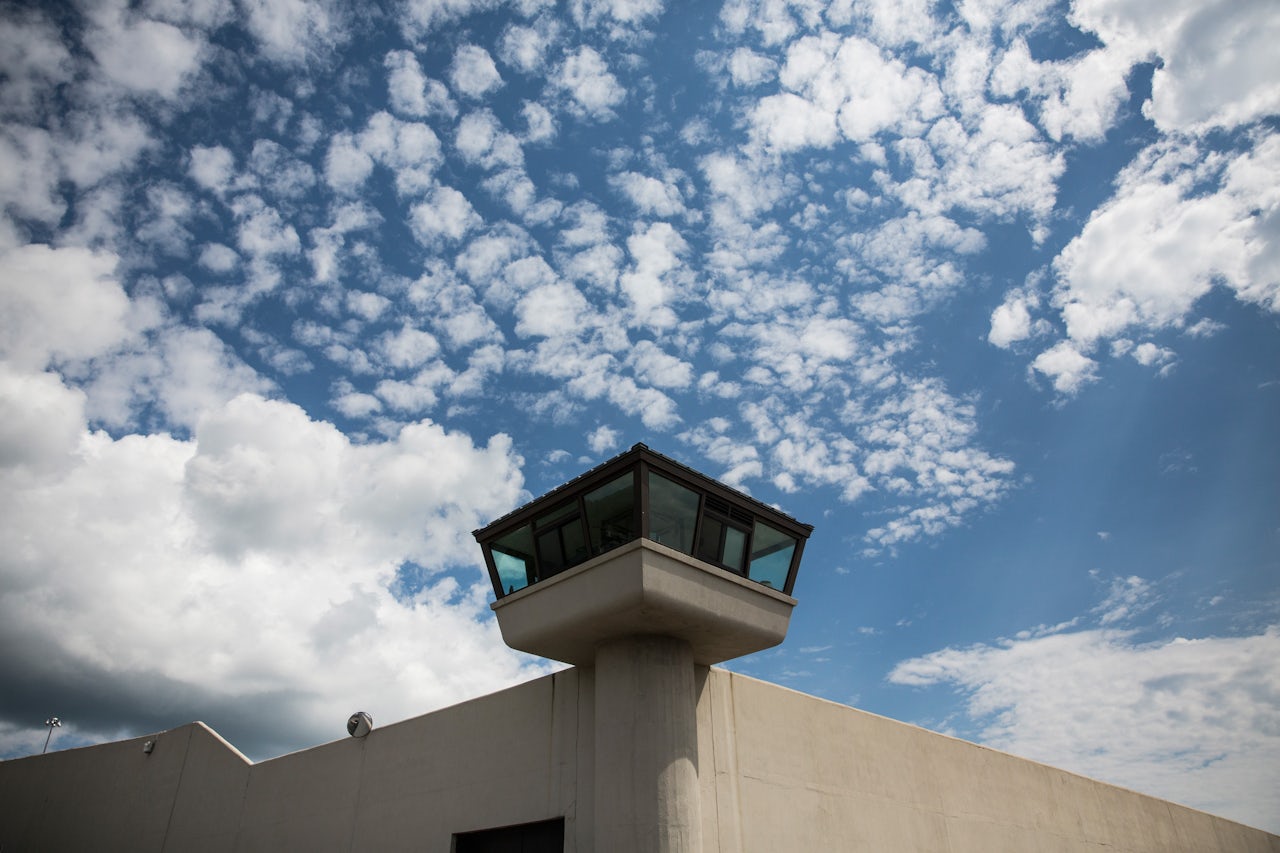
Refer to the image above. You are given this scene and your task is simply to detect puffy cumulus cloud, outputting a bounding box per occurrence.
[609,171,686,217]
[899,105,1063,225]
[239,0,345,65]
[990,39,1131,143]
[308,201,381,283]
[454,109,524,171]
[323,111,447,198]
[1052,136,1280,351]
[727,47,776,87]
[82,4,205,99]
[1071,0,1280,134]
[0,364,85,475]
[520,100,557,143]
[0,125,64,227]
[385,50,457,120]
[988,289,1036,348]
[189,144,238,195]
[514,280,591,338]
[777,32,944,144]
[626,339,693,390]
[0,9,75,119]
[718,0,814,46]
[409,184,483,247]
[569,0,664,39]
[0,244,136,370]
[847,212,986,322]
[618,221,689,329]
[851,378,1016,550]
[400,0,505,40]
[82,325,273,432]
[0,390,543,759]
[587,424,620,454]
[554,46,626,120]
[889,614,1280,833]
[324,132,375,193]
[1030,340,1097,396]
[749,91,838,152]
[450,44,504,99]
[499,22,558,74]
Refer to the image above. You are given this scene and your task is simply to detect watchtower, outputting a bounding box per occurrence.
[474,444,813,853]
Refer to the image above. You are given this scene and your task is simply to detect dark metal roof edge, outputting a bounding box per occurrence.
[473,442,814,539]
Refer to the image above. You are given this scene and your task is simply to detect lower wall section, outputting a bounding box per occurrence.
[1,666,1275,852]
[702,669,1279,853]
[0,669,589,853]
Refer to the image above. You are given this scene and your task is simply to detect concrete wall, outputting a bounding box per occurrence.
[0,669,591,852]
[2,666,1276,852]
[698,669,1279,853]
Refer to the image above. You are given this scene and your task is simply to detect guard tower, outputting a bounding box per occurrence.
[474,444,813,853]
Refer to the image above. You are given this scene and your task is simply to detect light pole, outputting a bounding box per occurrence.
[42,716,61,754]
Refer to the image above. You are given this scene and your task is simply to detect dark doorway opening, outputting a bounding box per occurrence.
[453,817,565,853]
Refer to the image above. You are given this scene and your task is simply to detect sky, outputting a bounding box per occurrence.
[0,0,1277,834]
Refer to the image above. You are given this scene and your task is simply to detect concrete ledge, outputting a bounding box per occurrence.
[491,539,796,666]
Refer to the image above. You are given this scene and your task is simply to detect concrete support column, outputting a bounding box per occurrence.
[594,635,702,853]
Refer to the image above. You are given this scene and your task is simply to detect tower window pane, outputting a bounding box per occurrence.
[648,472,699,554]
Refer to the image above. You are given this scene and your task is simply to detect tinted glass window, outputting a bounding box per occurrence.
[492,524,535,595]
[648,472,699,554]
[584,472,635,556]
[748,520,796,590]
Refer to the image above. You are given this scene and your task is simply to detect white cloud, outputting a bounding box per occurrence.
[749,92,838,152]
[515,281,591,337]
[520,100,557,143]
[988,291,1034,348]
[455,109,523,170]
[728,47,776,87]
[82,325,273,432]
[587,424,619,454]
[400,0,502,40]
[409,184,482,246]
[83,5,204,99]
[0,364,85,475]
[189,144,236,194]
[239,0,343,64]
[610,171,686,217]
[555,46,625,120]
[619,221,688,329]
[231,195,301,259]
[570,0,663,36]
[248,139,316,199]
[990,39,1130,142]
[1052,135,1280,353]
[324,133,374,194]
[0,244,135,370]
[385,49,457,119]
[450,44,503,99]
[1031,340,1097,395]
[378,324,441,369]
[1071,0,1280,134]
[198,243,240,273]
[627,339,693,389]
[0,388,544,757]
[0,9,75,119]
[499,22,557,74]
[889,619,1280,833]
[777,32,944,144]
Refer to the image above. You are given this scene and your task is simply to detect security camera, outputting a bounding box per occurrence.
[347,711,373,738]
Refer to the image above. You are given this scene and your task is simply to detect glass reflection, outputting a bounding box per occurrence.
[748,520,796,589]
[648,472,699,553]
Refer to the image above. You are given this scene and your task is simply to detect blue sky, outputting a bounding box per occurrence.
[1,0,1277,833]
